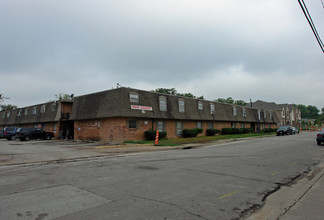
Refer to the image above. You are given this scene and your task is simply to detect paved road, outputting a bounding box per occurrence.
[0,132,323,219]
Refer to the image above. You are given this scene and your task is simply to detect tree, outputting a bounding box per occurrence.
[234,100,247,106]
[215,98,226,103]
[55,93,73,100]
[0,104,17,112]
[153,88,177,95]
[153,88,204,99]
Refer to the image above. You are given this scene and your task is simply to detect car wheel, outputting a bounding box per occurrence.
[11,135,17,141]
[317,141,322,146]
[46,135,52,140]
[24,136,30,141]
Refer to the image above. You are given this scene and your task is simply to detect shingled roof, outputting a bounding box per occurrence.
[70,87,279,124]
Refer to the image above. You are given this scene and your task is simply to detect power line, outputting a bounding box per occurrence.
[298,0,324,53]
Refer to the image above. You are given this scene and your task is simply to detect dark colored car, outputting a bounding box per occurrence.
[3,127,20,140]
[316,129,324,146]
[276,126,293,136]
[292,127,299,134]
[17,128,54,141]
[0,129,5,138]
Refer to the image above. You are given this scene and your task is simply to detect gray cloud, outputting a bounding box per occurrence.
[0,0,323,110]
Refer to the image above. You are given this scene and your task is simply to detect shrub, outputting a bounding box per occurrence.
[261,128,277,133]
[144,130,167,140]
[221,128,253,135]
[182,128,203,138]
[206,129,221,136]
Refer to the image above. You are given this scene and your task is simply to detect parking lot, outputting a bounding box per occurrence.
[0,138,107,165]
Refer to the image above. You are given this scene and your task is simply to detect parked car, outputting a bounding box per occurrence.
[276,126,293,136]
[3,127,20,140]
[17,128,54,141]
[0,129,5,138]
[292,127,299,134]
[316,129,324,146]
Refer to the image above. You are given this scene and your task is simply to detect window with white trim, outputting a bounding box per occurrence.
[18,110,22,117]
[32,107,37,115]
[176,121,183,136]
[159,96,167,111]
[129,93,139,103]
[210,103,215,114]
[24,108,28,116]
[40,105,46,113]
[243,108,247,117]
[179,99,185,113]
[258,110,261,120]
[198,101,203,110]
[157,121,164,132]
[7,112,10,118]
[233,107,237,116]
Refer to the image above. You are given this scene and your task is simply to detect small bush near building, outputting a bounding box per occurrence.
[144,130,167,140]
[182,128,203,138]
[221,128,253,135]
[261,128,277,133]
[206,129,221,136]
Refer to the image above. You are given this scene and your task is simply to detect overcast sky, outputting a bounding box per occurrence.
[1,0,323,111]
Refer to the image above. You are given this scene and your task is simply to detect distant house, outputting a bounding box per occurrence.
[252,100,301,127]
[0,100,73,139]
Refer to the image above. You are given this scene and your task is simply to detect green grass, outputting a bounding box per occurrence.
[124,132,276,146]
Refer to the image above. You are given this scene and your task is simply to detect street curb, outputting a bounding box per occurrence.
[246,158,324,220]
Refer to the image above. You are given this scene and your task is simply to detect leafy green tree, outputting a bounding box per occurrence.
[153,88,177,95]
[55,93,73,100]
[0,104,17,112]
[225,97,234,104]
[215,98,226,103]
[234,100,247,106]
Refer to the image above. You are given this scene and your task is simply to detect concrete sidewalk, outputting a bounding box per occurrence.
[247,159,324,220]
[279,168,324,220]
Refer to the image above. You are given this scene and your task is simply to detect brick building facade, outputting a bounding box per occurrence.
[1,87,280,143]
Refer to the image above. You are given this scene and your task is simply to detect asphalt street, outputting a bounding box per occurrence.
[0,132,323,220]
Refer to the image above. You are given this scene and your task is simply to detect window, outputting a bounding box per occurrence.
[24,108,28,116]
[258,110,261,120]
[264,111,267,119]
[241,123,245,128]
[157,121,164,132]
[7,112,10,118]
[233,107,237,116]
[18,110,22,117]
[282,108,285,118]
[40,105,46,113]
[243,108,247,117]
[269,112,272,119]
[231,122,235,128]
[130,93,139,103]
[51,104,56,112]
[2,113,5,119]
[32,107,37,115]
[54,124,57,131]
[179,99,185,113]
[128,120,137,129]
[159,96,167,111]
[198,101,203,110]
[207,122,214,129]
[197,121,202,129]
[210,103,215,114]
[176,121,183,136]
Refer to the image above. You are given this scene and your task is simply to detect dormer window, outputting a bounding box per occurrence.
[40,105,46,113]
[130,93,139,103]
[258,110,261,120]
[198,101,203,110]
[32,107,37,115]
[243,108,247,118]
[159,96,167,111]
[18,110,22,117]
[179,99,185,113]
[24,108,28,116]
[210,103,215,114]
[233,107,237,116]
